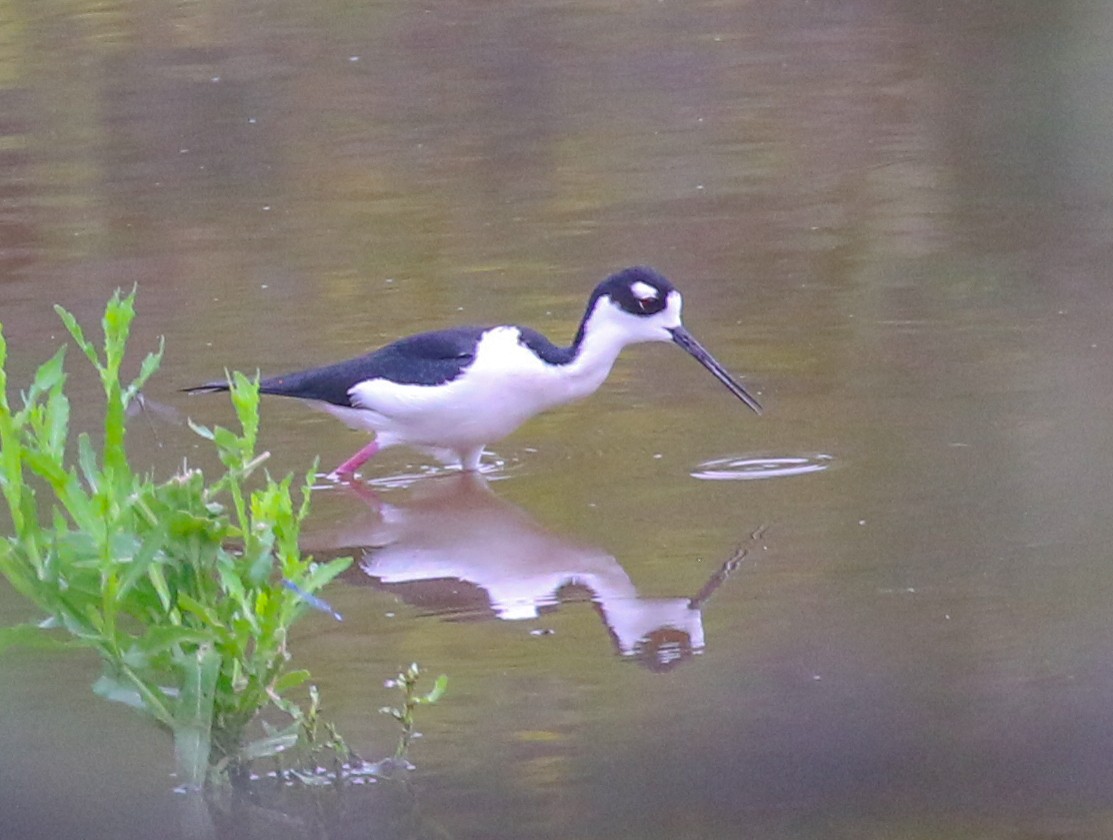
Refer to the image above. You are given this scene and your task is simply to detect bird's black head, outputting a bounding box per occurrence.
[571,266,678,348]
[593,266,676,317]
[571,264,763,414]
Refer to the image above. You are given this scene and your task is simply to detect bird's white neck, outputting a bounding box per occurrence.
[555,291,683,402]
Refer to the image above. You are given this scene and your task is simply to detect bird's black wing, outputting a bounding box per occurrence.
[183,328,487,406]
[251,327,488,407]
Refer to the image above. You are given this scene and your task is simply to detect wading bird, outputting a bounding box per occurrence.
[184,266,761,477]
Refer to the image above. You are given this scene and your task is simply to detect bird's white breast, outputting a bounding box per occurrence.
[345,326,616,449]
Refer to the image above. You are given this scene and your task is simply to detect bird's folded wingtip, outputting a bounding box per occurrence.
[180,382,230,395]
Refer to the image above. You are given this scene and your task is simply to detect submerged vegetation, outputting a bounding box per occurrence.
[0,289,443,790]
[381,663,450,763]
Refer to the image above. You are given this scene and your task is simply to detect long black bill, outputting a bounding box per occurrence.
[670,326,762,415]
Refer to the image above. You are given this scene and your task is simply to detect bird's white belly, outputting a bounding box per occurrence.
[351,371,565,447]
[345,326,611,449]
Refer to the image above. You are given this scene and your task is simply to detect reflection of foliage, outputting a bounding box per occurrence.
[0,289,350,789]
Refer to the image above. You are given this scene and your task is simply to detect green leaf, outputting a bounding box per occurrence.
[124,337,165,406]
[21,447,68,487]
[146,563,173,613]
[421,674,449,705]
[43,386,70,458]
[240,726,299,762]
[122,626,214,670]
[0,322,9,409]
[76,433,100,492]
[187,419,214,441]
[92,670,176,727]
[0,623,79,653]
[177,594,225,633]
[117,522,169,600]
[100,287,136,375]
[109,531,142,566]
[272,669,311,694]
[54,305,100,370]
[215,559,248,606]
[24,345,68,408]
[296,556,354,595]
[173,645,221,791]
[93,673,153,713]
[211,426,242,459]
[227,371,260,446]
[56,605,99,641]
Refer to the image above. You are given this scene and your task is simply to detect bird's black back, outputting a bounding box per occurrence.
[256,327,490,407]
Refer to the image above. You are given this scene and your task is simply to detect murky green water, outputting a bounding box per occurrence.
[5,1,1113,838]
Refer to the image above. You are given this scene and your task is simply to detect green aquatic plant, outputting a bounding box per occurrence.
[380,663,448,762]
[0,289,351,789]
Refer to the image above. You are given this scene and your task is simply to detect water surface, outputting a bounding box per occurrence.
[5,1,1113,838]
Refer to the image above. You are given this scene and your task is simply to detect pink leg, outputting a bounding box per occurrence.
[331,439,380,479]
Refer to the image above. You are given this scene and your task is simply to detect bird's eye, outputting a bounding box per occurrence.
[629,280,662,312]
[631,292,663,314]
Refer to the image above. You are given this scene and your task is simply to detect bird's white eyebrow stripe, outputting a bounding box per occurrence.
[630,280,659,301]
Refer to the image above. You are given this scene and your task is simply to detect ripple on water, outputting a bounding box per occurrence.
[310,451,520,491]
[691,454,833,481]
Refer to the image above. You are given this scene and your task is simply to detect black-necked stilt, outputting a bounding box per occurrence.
[184,266,761,477]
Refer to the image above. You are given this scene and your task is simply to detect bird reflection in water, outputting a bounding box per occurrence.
[306,473,763,672]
